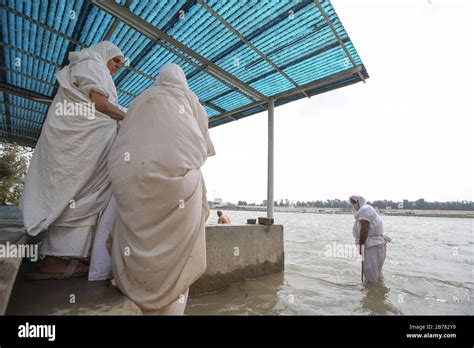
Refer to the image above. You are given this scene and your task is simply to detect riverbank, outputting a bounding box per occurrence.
[211,206,474,218]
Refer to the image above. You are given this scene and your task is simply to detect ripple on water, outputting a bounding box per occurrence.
[187,211,474,315]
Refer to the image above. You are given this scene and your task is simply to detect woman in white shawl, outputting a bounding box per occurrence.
[108,63,215,315]
[349,195,391,283]
[21,41,126,279]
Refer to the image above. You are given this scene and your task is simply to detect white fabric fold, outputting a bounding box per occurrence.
[20,41,123,240]
[108,63,215,311]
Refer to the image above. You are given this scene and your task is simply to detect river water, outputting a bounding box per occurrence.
[186,210,473,315]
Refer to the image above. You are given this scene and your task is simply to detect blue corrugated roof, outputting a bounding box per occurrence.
[0,0,368,147]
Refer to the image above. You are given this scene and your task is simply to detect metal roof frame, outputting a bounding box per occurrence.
[209,65,362,126]
[0,16,10,141]
[0,0,369,145]
[0,83,53,104]
[0,3,85,48]
[313,0,365,83]
[0,2,248,118]
[196,0,309,99]
[91,0,267,102]
[90,0,272,118]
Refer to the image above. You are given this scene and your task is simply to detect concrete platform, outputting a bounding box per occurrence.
[190,224,284,296]
[0,205,24,228]
[0,206,27,315]
[1,205,141,315]
[1,206,285,314]
[6,260,142,315]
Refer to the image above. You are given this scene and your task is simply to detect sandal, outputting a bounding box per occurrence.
[26,257,89,280]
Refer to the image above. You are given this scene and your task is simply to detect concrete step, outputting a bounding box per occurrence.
[0,205,24,227]
[1,205,141,315]
[6,260,142,315]
[0,206,27,315]
[0,229,27,315]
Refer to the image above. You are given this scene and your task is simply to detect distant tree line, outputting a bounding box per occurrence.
[235,198,474,211]
[369,199,474,211]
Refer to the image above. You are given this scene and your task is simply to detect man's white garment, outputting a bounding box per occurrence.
[89,110,127,280]
[20,41,123,257]
[351,195,387,282]
[108,63,215,313]
[88,195,117,280]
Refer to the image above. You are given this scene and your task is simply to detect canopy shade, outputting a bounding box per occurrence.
[0,0,369,147]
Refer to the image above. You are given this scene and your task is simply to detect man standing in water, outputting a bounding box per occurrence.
[349,195,391,283]
[217,210,231,224]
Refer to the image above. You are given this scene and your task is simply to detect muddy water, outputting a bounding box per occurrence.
[186,210,473,315]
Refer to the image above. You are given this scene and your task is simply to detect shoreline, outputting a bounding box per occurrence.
[210,206,474,219]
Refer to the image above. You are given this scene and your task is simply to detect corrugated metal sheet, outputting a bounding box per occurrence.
[0,0,368,147]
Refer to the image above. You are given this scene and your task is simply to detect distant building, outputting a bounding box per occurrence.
[209,198,223,208]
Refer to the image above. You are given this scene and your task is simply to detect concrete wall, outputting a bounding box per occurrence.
[0,205,27,314]
[0,205,24,227]
[190,224,284,296]
[0,229,26,315]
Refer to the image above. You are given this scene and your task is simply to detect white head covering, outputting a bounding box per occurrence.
[349,195,367,216]
[349,195,388,245]
[68,41,123,66]
[154,63,189,91]
[55,41,123,104]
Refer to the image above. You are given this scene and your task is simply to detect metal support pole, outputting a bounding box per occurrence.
[267,100,275,219]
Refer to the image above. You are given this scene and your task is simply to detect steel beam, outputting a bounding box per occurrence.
[90,0,267,102]
[209,66,362,125]
[313,0,365,83]
[197,0,309,98]
[0,82,53,104]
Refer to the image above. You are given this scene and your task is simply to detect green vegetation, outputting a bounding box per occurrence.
[0,143,31,205]
[251,198,473,211]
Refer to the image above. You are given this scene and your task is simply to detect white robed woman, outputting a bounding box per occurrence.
[349,195,391,283]
[108,63,215,315]
[20,41,126,279]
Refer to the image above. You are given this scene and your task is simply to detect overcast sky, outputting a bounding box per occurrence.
[201,0,473,205]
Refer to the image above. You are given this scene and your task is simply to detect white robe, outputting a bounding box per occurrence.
[351,198,389,283]
[20,42,122,257]
[108,64,215,312]
[88,195,117,280]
